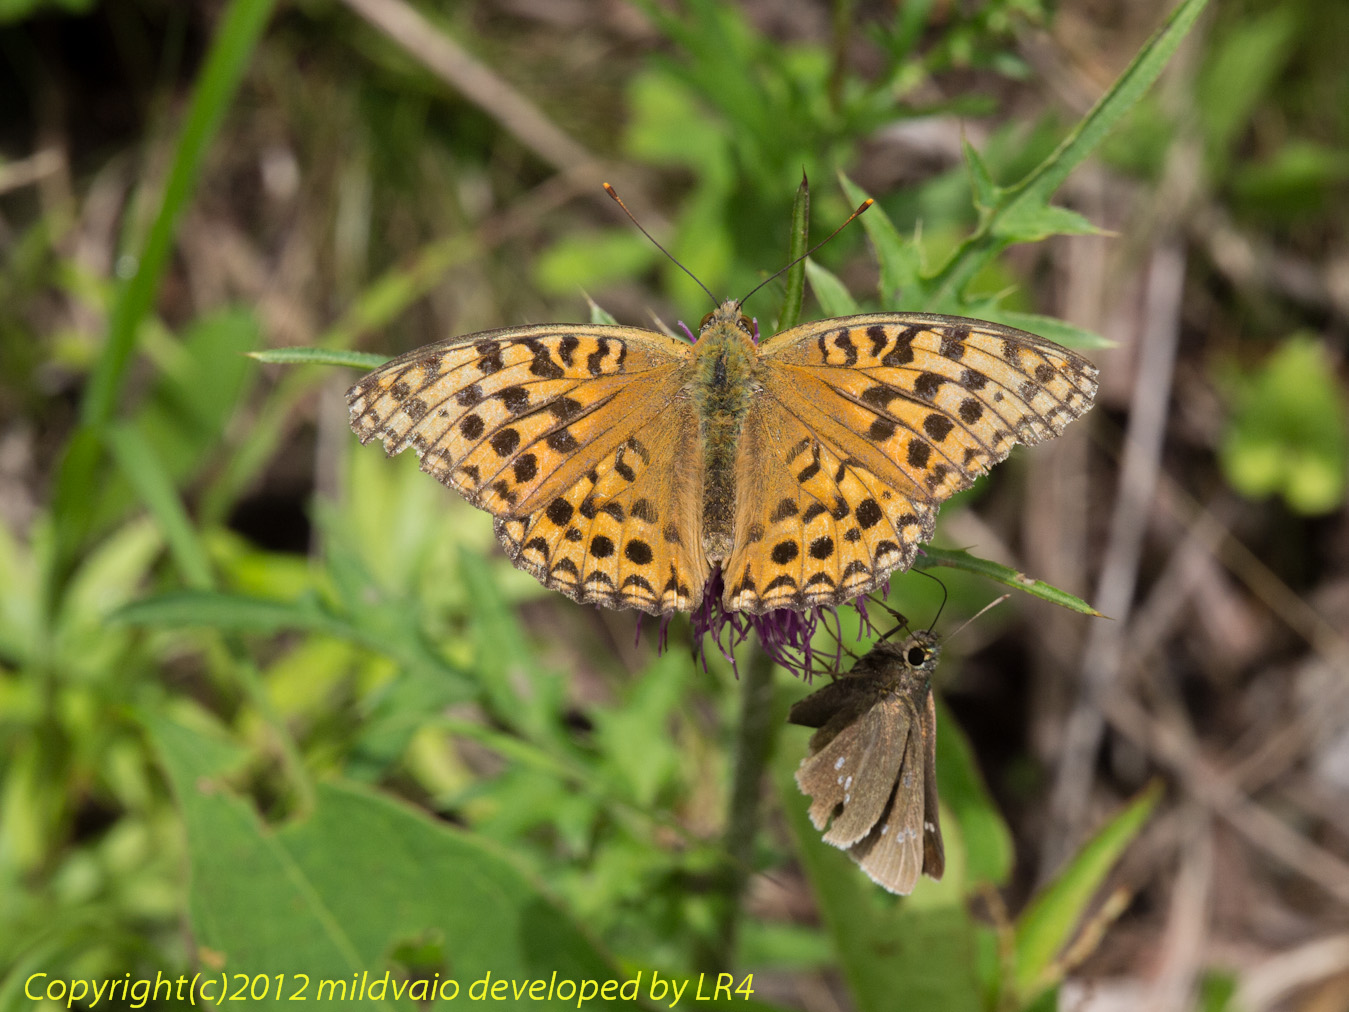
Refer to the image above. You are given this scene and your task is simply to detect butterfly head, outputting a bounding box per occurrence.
[901,630,941,673]
[697,300,756,343]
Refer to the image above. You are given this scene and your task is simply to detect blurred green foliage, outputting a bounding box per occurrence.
[1220,335,1349,514]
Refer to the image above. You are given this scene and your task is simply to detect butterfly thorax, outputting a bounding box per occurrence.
[689,301,760,560]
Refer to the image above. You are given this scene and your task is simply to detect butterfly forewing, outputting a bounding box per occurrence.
[795,695,910,848]
[348,324,691,512]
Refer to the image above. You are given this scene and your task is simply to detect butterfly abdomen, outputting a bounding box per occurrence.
[690,304,761,561]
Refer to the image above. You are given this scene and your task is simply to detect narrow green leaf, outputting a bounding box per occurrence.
[250,347,386,369]
[1014,784,1162,1001]
[1003,0,1209,211]
[805,259,861,317]
[113,589,343,634]
[587,297,619,326]
[104,423,213,590]
[839,174,920,302]
[776,172,811,333]
[994,311,1113,351]
[114,589,473,692]
[458,547,569,749]
[1196,6,1300,159]
[926,0,1210,304]
[962,138,1001,213]
[49,0,278,600]
[81,0,278,430]
[992,202,1107,242]
[916,547,1103,616]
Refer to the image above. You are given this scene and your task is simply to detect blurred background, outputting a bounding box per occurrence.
[2,0,1348,1009]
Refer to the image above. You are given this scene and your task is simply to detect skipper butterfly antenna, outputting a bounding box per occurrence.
[912,569,950,633]
[945,595,1011,644]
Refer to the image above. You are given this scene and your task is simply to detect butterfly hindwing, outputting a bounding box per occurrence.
[493,395,710,614]
[795,692,910,848]
[725,373,938,612]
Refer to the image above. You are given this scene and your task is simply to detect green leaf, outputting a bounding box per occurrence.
[112,589,472,694]
[805,260,861,317]
[992,201,1107,243]
[1001,0,1208,216]
[459,547,569,748]
[149,717,639,1010]
[113,589,345,635]
[916,547,1103,616]
[104,423,213,590]
[587,299,619,326]
[135,308,260,483]
[934,699,1012,887]
[535,228,660,296]
[49,0,278,596]
[80,0,278,431]
[1196,6,1300,159]
[962,138,1001,214]
[1013,783,1161,1001]
[1230,140,1349,221]
[250,347,387,369]
[994,311,1113,351]
[839,175,923,303]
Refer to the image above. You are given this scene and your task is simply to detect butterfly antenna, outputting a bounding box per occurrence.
[737,197,874,309]
[944,595,1011,644]
[914,568,949,633]
[604,183,717,308]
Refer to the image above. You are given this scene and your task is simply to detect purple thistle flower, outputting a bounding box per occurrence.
[678,566,883,680]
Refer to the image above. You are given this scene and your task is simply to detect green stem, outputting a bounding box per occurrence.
[706,646,778,970]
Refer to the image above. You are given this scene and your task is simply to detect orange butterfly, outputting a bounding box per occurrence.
[348,298,1097,615]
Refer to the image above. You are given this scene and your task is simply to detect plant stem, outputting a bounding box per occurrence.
[704,646,779,971]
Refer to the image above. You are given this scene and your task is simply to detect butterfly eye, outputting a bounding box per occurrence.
[738,315,753,331]
[907,646,928,666]
[700,311,715,329]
